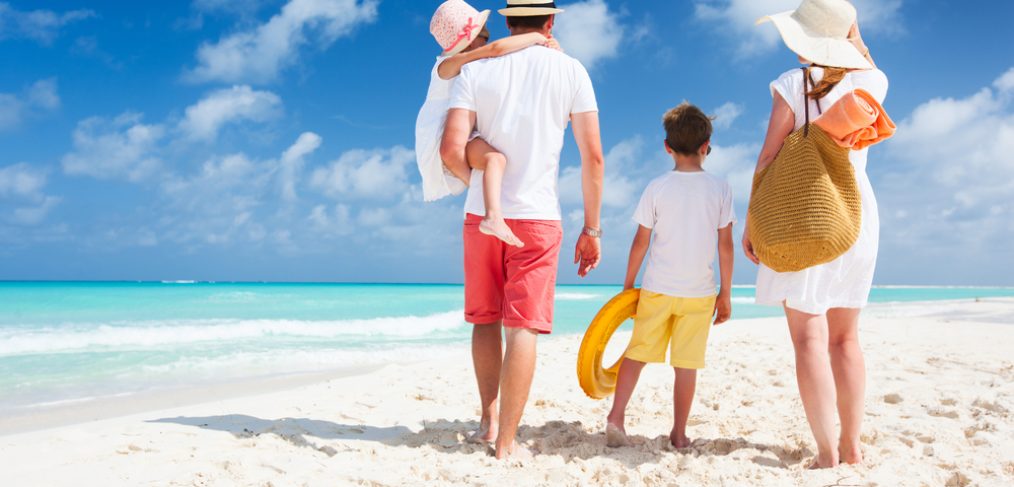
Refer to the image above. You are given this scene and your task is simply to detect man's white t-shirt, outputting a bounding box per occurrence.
[448,45,598,220]
[633,171,737,297]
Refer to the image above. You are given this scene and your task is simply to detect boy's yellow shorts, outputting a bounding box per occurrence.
[624,290,717,369]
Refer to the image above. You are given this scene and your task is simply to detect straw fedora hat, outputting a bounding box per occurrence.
[430,0,491,56]
[756,0,872,70]
[499,0,564,17]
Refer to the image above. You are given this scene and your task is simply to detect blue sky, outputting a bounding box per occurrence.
[1,0,1012,285]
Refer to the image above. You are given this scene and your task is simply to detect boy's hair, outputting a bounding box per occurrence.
[663,102,713,156]
[506,14,551,30]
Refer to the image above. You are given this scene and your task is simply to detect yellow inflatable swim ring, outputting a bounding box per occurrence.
[576,288,639,399]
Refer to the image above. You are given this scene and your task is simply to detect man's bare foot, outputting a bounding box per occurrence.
[605,423,629,448]
[494,441,533,461]
[669,430,692,449]
[479,217,524,247]
[839,441,863,465]
[466,425,496,444]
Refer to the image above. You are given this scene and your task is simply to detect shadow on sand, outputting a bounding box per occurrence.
[150,415,809,468]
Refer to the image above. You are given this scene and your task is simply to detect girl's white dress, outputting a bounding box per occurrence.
[755,67,890,314]
[415,56,468,202]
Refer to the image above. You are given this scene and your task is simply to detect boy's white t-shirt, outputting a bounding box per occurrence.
[449,46,598,220]
[633,171,736,298]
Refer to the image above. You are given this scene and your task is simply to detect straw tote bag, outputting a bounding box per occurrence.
[748,67,862,273]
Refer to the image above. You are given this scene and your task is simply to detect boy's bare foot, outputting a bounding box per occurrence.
[494,441,533,461]
[479,217,524,247]
[669,430,692,449]
[839,441,863,465]
[605,423,629,448]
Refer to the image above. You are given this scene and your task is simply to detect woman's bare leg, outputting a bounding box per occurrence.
[785,306,839,468]
[466,138,523,247]
[827,307,865,464]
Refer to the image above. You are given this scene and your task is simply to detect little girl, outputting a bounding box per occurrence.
[415,0,557,247]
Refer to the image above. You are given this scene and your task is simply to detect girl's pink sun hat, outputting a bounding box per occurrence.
[430,0,491,57]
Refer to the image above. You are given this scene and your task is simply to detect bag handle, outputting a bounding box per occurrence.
[802,66,824,137]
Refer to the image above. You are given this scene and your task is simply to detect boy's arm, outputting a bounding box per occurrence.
[624,225,652,290]
[437,32,548,80]
[715,224,735,324]
[571,111,605,277]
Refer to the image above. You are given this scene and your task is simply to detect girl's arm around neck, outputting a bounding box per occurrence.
[437,32,548,80]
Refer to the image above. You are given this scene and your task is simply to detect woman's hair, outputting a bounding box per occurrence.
[807,65,849,100]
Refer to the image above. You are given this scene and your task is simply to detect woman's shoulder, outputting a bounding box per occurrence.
[848,68,889,101]
[773,67,805,85]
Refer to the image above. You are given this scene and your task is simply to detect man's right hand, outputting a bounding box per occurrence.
[574,233,601,277]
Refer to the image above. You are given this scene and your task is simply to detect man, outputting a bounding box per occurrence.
[439,0,605,461]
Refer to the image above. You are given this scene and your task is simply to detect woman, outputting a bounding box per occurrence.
[743,0,888,469]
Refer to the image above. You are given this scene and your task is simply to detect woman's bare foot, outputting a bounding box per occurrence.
[669,430,692,449]
[807,453,839,469]
[479,217,524,247]
[605,423,629,447]
[494,441,533,461]
[839,440,863,465]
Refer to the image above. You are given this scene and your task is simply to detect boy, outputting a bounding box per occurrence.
[605,102,735,449]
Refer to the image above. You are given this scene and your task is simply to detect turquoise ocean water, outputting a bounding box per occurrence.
[2,282,1013,414]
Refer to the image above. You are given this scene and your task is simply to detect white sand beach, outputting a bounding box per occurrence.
[2,299,1012,486]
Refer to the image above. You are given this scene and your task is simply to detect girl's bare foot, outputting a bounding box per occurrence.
[669,430,692,449]
[839,441,863,465]
[605,423,629,447]
[479,217,524,247]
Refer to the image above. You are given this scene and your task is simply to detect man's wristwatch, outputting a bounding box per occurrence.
[582,226,602,238]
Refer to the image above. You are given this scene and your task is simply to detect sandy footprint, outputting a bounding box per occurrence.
[927,407,959,419]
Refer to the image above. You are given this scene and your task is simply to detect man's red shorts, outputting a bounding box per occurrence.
[463,213,563,334]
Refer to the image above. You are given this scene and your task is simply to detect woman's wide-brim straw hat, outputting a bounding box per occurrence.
[499,0,564,17]
[756,0,872,70]
[430,0,491,57]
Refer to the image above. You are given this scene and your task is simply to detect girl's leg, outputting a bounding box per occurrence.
[785,305,839,468]
[670,367,697,448]
[466,138,523,247]
[605,357,646,446]
[826,307,865,464]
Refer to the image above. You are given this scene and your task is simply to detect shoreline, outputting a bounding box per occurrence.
[1,298,1011,485]
[3,298,1012,438]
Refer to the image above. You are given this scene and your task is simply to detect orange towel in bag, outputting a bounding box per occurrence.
[813,88,896,150]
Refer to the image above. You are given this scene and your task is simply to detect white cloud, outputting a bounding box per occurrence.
[192,0,273,17]
[310,146,414,200]
[694,0,904,58]
[185,0,379,84]
[11,195,60,225]
[0,3,94,44]
[179,85,282,141]
[554,0,626,69]
[279,131,322,201]
[877,67,1014,260]
[0,163,60,225]
[0,78,60,131]
[0,163,46,198]
[711,102,744,130]
[704,142,758,204]
[560,136,644,210]
[61,113,165,182]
